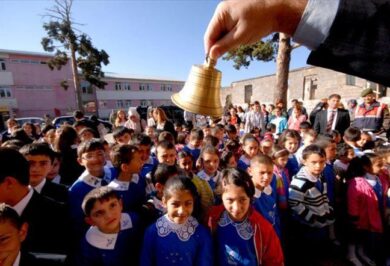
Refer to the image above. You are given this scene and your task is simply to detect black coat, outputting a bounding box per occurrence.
[41,180,69,204]
[313,109,350,136]
[307,0,390,86]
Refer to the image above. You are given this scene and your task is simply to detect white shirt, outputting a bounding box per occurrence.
[12,188,34,216]
[13,252,21,266]
[327,109,338,131]
[33,178,46,194]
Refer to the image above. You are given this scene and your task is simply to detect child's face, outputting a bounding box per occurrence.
[80,131,95,142]
[190,138,202,148]
[249,163,273,189]
[303,153,326,176]
[25,155,52,187]
[371,158,384,175]
[127,151,144,174]
[357,134,371,148]
[86,197,123,234]
[260,141,273,156]
[116,133,132,145]
[243,141,259,159]
[227,132,237,140]
[340,149,355,163]
[202,152,219,175]
[157,147,176,166]
[163,190,194,224]
[203,128,211,137]
[145,127,154,137]
[325,143,337,161]
[227,156,237,168]
[44,130,56,145]
[175,125,182,132]
[0,221,28,266]
[275,155,289,168]
[137,144,151,163]
[79,149,106,176]
[47,157,60,180]
[23,124,32,135]
[213,129,224,141]
[333,134,342,144]
[303,135,315,146]
[178,157,193,174]
[284,137,299,154]
[222,183,250,222]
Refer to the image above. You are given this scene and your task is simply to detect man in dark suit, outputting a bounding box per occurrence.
[314,94,350,136]
[0,148,69,254]
[204,0,390,87]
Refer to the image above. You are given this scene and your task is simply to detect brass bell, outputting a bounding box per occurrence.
[171,57,223,117]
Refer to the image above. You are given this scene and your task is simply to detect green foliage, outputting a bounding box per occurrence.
[41,0,109,89]
[223,36,278,70]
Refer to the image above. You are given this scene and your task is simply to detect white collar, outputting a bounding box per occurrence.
[254,185,273,198]
[33,178,46,194]
[79,167,111,187]
[12,188,34,216]
[327,109,337,112]
[301,167,320,182]
[218,211,253,240]
[108,174,139,191]
[86,213,133,250]
[197,170,220,183]
[156,214,198,241]
[13,251,21,266]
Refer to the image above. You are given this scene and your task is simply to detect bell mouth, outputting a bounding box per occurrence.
[171,93,223,117]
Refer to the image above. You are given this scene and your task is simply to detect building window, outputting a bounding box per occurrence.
[0,87,11,98]
[124,83,131,90]
[140,100,153,106]
[244,85,252,104]
[303,75,318,100]
[161,84,172,91]
[346,75,356,86]
[115,82,122,90]
[0,59,6,71]
[140,83,152,91]
[116,100,132,108]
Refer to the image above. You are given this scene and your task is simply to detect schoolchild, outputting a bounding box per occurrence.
[112,127,134,145]
[108,144,146,212]
[295,129,317,165]
[207,168,284,265]
[197,145,222,192]
[345,154,388,265]
[211,124,225,151]
[343,127,364,157]
[132,134,158,178]
[78,187,140,266]
[46,151,62,184]
[248,155,281,237]
[69,139,113,238]
[270,107,288,135]
[141,163,179,225]
[157,131,175,145]
[219,150,237,169]
[333,143,355,180]
[237,134,259,172]
[288,144,335,265]
[178,151,214,219]
[271,146,290,212]
[279,129,301,178]
[203,135,220,149]
[156,140,177,166]
[140,176,213,266]
[175,132,187,152]
[225,124,239,142]
[79,127,98,143]
[19,142,68,203]
[183,128,204,165]
[260,138,273,157]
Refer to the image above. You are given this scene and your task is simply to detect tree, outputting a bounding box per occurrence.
[41,0,109,112]
[223,33,299,107]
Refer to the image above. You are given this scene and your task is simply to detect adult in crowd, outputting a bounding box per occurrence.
[147,107,156,127]
[124,107,146,135]
[347,99,358,122]
[152,107,176,138]
[114,109,127,128]
[72,110,98,136]
[204,0,390,87]
[314,94,350,135]
[183,110,196,128]
[261,104,270,126]
[309,98,328,125]
[237,106,246,122]
[352,88,388,134]
[228,106,241,126]
[2,118,18,142]
[288,104,307,131]
[244,101,265,133]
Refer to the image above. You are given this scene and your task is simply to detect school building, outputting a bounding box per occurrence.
[0,49,185,120]
[220,65,389,111]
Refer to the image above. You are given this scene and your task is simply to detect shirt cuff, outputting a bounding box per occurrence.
[292,0,340,50]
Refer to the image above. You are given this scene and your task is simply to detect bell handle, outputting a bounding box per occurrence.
[204,55,217,68]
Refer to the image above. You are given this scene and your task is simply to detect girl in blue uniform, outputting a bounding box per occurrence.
[140,176,213,266]
[278,130,301,178]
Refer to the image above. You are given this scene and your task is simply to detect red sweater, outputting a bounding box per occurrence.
[206,205,284,266]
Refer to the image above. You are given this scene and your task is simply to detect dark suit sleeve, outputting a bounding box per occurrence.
[307,0,390,87]
[313,111,322,134]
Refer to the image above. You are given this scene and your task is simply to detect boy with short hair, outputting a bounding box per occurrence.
[112,127,134,145]
[78,187,140,266]
[183,128,204,165]
[248,155,280,237]
[19,142,68,203]
[69,139,113,238]
[132,134,158,178]
[155,140,176,166]
[343,127,364,157]
[295,129,317,165]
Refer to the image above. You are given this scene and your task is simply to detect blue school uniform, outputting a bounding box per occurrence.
[215,211,257,265]
[140,156,158,179]
[197,170,222,192]
[322,163,336,206]
[140,214,212,266]
[253,179,281,237]
[286,154,299,178]
[69,167,113,237]
[237,155,251,172]
[108,174,146,212]
[77,213,140,266]
[183,145,201,165]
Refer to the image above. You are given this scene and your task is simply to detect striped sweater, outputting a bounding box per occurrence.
[288,167,335,228]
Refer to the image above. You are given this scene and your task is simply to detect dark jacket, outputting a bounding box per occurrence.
[41,179,69,204]
[313,109,350,135]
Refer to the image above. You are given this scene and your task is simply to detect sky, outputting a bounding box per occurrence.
[0,0,311,86]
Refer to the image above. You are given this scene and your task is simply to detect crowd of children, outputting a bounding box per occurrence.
[0,107,390,266]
